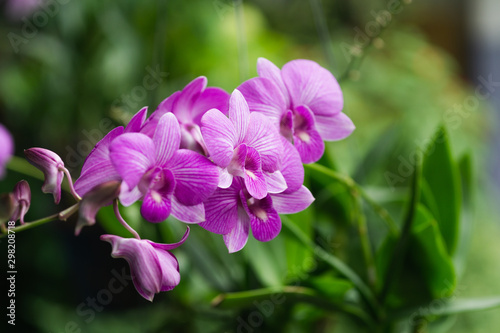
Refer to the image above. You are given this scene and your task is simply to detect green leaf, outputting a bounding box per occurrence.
[307,274,354,301]
[410,204,456,298]
[430,297,500,316]
[421,126,461,255]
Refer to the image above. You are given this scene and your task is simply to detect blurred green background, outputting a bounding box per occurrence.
[1,0,499,332]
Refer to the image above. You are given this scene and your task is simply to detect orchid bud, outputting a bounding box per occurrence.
[24,148,65,204]
[10,180,31,224]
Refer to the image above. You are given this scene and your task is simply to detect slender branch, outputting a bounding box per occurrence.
[305,163,399,236]
[0,203,80,238]
[113,199,141,239]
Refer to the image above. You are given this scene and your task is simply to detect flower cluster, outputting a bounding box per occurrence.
[18,58,354,301]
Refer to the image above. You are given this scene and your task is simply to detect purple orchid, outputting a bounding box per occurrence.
[24,148,66,204]
[200,138,314,253]
[238,58,355,164]
[101,227,189,301]
[201,89,285,199]
[74,107,148,198]
[200,177,314,253]
[10,180,31,224]
[109,113,219,223]
[0,123,14,179]
[141,77,229,154]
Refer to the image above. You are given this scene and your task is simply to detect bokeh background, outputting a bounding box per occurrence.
[1,0,499,332]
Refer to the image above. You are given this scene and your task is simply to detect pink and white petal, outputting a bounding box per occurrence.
[247,196,281,242]
[294,128,325,164]
[263,170,287,194]
[315,112,355,141]
[293,105,324,164]
[256,57,290,107]
[271,185,315,214]
[153,250,180,291]
[218,167,233,189]
[74,160,121,197]
[237,77,285,128]
[244,112,283,172]
[199,184,240,234]
[200,109,237,168]
[223,205,250,253]
[173,76,207,123]
[243,146,267,200]
[280,137,304,194]
[100,236,162,302]
[191,87,230,124]
[168,150,219,206]
[80,126,124,175]
[141,190,172,223]
[125,107,148,133]
[227,143,247,178]
[229,89,250,143]
[153,113,181,165]
[119,183,143,207]
[109,133,155,189]
[170,197,205,223]
[282,59,343,116]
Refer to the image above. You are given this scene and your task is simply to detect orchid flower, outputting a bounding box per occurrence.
[0,123,14,180]
[141,77,229,154]
[201,89,285,199]
[109,113,219,223]
[101,227,189,301]
[238,58,355,163]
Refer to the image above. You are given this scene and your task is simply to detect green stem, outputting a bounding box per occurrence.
[354,191,377,288]
[305,163,399,236]
[0,203,80,238]
[281,216,381,320]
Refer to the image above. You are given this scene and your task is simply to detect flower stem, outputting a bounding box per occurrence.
[62,167,82,201]
[113,199,141,239]
[0,203,80,238]
[305,163,399,236]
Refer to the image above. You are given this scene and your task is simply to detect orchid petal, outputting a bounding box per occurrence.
[191,87,230,124]
[256,57,290,107]
[244,195,281,242]
[170,197,205,223]
[141,190,172,223]
[229,89,250,143]
[218,167,233,189]
[282,59,343,116]
[0,124,14,179]
[293,105,324,164]
[201,109,237,168]
[154,250,180,291]
[150,227,190,250]
[244,112,283,172]
[110,133,155,189]
[280,137,304,193]
[314,112,355,141]
[173,76,206,123]
[237,77,284,129]
[168,149,219,206]
[199,183,241,234]
[118,182,143,207]
[125,107,148,133]
[153,113,181,165]
[80,126,124,175]
[24,148,65,204]
[263,170,288,194]
[243,146,267,200]
[271,185,315,214]
[74,160,121,197]
[223,204,250,253]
